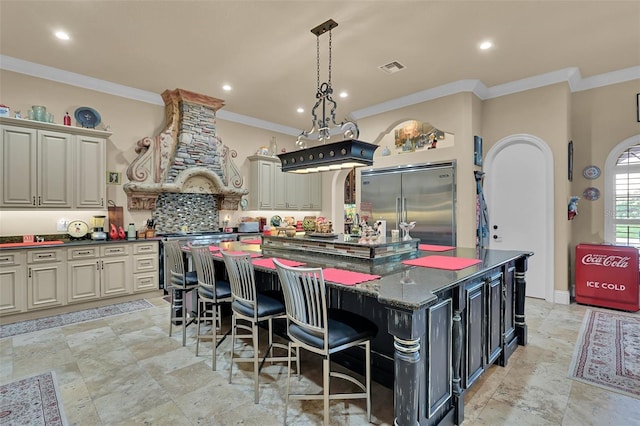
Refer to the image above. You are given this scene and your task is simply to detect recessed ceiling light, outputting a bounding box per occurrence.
[479,41,493,50]
[339,91,348,98]
[296,107,304,113]
[55,31,70,41]
[222,84,232,91]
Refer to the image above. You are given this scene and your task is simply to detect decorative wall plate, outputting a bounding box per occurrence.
[74,106,101,128]
[270,215,282,227]
[582,165,601,180]
[583,187,600,201]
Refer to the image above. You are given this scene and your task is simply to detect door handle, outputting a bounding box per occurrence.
[395,197,400,229]
[402,197,407,222]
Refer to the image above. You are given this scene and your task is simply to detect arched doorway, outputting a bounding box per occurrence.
[484,134,554,301]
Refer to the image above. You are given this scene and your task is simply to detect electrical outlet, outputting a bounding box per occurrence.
[57,218,69,231]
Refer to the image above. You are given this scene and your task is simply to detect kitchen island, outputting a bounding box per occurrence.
[214,236,532,426]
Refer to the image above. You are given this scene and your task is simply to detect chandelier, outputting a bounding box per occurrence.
[278,19,378,173]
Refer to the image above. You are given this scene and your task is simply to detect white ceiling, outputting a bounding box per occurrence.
[1,1,639,134]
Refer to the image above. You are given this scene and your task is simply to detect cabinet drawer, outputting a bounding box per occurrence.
[133,242,158,255]
[27,248,63,263]
[68,246,99,260]
[0,251,25,266]
[133,274,158,292]
[133,256,158,273]
[101,245,129,257]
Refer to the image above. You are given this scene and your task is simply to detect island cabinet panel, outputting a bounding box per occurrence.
[426,299,453,418]
[487,273,503,364]
[501,263,517,363]
[464,280,485,387]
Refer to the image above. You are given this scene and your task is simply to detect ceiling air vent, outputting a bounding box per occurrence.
[378,61,406,75]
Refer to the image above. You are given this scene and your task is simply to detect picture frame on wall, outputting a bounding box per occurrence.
[474,135,483,166]
[568,141,574,181]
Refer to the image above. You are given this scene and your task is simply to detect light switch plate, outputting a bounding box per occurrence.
[57,218,69,231]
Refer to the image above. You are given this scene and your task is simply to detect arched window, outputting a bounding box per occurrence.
[605,135,640,247]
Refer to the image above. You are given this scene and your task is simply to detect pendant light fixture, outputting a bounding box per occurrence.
[278,19,378,173]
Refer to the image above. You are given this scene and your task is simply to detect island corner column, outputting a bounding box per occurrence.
[515,255,529,346]
[387,306,426,426]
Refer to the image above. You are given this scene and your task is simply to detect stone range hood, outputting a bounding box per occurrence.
[123,88,248,211]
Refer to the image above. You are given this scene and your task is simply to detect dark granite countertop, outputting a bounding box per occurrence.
[213,241,532,310]
[0,238,161,250]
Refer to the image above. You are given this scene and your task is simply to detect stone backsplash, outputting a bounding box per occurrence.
[151,193,220,234]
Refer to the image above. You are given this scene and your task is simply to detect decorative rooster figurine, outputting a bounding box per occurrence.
[568,196,579,220]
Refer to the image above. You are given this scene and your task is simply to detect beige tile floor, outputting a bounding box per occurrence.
[1,296,639,425]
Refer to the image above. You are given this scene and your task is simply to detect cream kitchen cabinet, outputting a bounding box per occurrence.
[100,244,132,297]
[75,135,106,208]
[131,241,159,292]
[67,244,132,303]
[248,156,322,210]
[0,117,110,209]
[27,247,66,310]
[0,250,26,315]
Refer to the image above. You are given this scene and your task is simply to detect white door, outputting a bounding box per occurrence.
[484,134,554,301]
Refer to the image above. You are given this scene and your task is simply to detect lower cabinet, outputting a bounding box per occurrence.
[132,241,159,292]
[464,270,504,388]
[27,248,66,310]
[0,250,26,314]
[67,246,101,304]
[100,245,131,297]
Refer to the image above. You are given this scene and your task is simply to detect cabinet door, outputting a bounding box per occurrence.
[465,280,485,387]
[101,257,132,297]
[301,173,322,210]
[38,130,72,207]
[486,273,503,364]
[28,262,66,310]
[0,251,26,315]
[67,259,101,303]
[0,125,37,207]
[75,135,105,208]
[250,160,275,209]
[274,165,300,210]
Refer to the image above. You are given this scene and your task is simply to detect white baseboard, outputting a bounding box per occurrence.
[554,290,571,305]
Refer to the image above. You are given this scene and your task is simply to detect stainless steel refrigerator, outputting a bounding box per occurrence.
[360,162,456,245]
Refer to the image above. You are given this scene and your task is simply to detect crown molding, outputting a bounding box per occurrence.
[2,55,638,132]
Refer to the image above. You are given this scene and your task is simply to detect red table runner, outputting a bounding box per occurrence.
[212,251,263,258]
[0,240,64,248]
[403,255,481,271]
[418,244,455,252]
[252,257,306,270]
[241,239,262,245]
[321,268,381,286]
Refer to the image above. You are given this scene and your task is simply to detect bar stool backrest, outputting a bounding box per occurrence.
[274,260,329,352]
[165,240,186,288]
[190,246,217,301]
[222,252,257,313]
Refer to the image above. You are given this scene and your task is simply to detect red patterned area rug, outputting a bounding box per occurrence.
[0,371,68,425]
[568,309,640,399]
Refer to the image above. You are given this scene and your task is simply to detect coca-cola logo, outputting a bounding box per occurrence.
[581,254,630,268]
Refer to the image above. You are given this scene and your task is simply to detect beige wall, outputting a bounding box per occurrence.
[570,80,640,245]
[482,83,572,293]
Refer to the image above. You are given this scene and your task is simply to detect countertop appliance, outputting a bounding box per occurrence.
[91,215,107,241]
[361,162,456,246]
[575,243,639,312]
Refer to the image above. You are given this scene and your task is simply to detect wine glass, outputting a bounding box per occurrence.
[399,221,416,241]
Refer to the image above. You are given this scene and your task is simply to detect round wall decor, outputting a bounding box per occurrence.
[582,165,601,180]
[583,187,600,201]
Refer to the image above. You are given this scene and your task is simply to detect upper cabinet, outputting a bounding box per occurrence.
[0,117,110,209]
[248,155,321,211]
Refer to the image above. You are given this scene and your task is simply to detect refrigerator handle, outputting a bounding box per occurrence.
[395,197,401,229]
[402,197,407,222]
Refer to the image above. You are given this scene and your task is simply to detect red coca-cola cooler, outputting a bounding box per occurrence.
[575,243,639,312]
